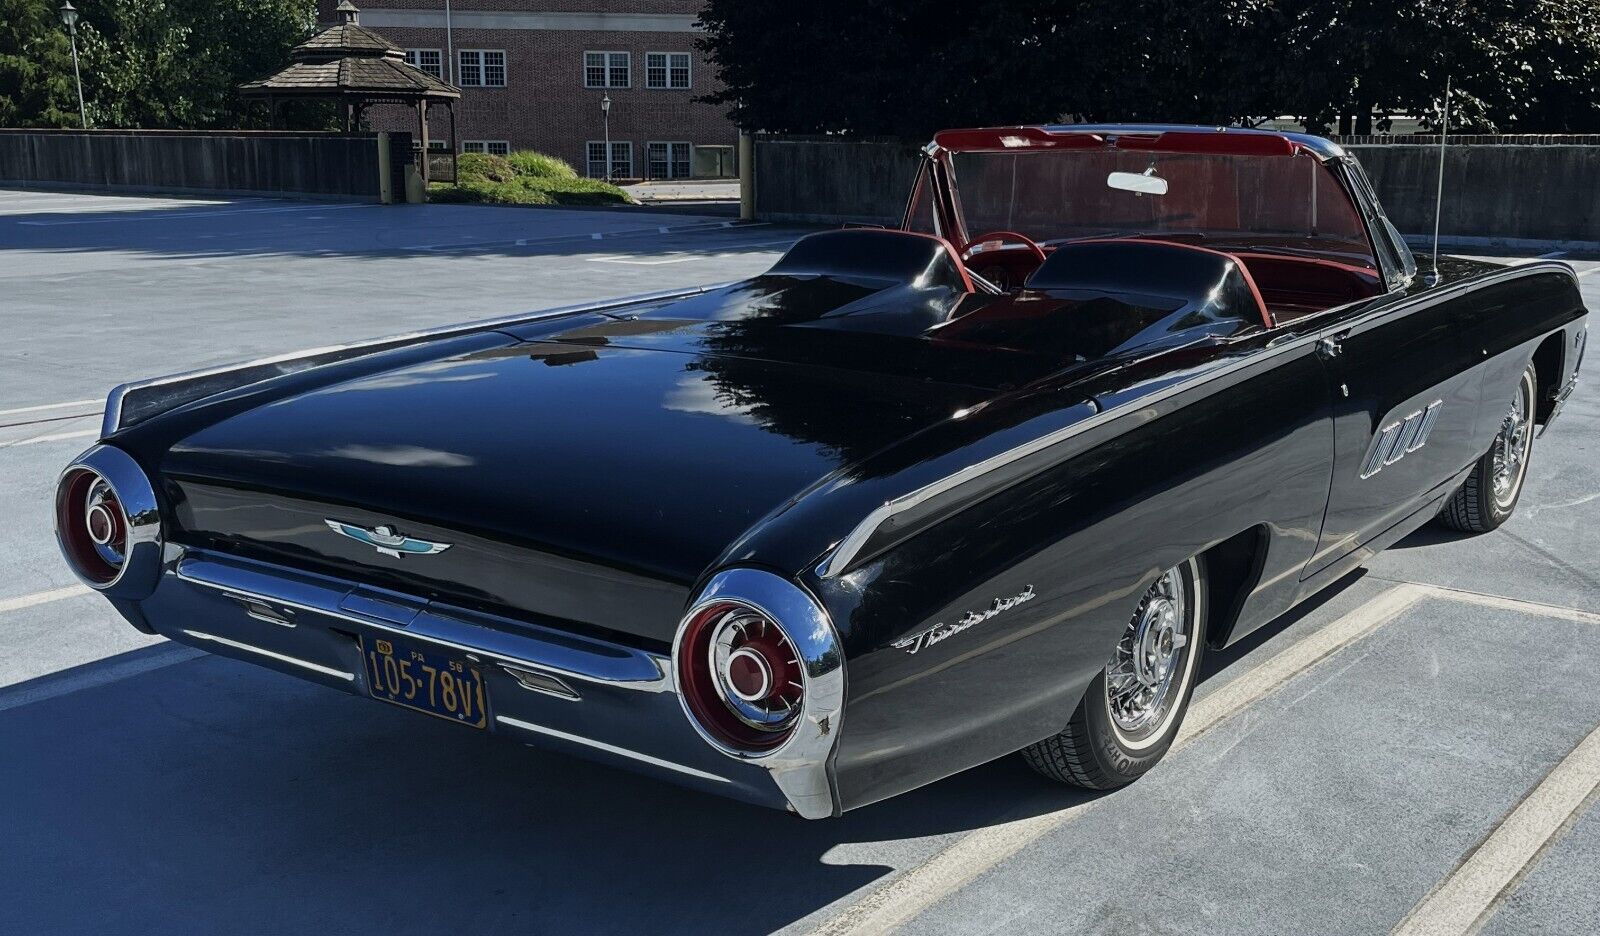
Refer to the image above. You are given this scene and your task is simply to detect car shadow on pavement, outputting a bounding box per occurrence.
[0,644,1096,935]
[0,574,1375,935]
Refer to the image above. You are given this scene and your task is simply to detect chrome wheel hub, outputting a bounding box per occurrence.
[1107,567,1191,741]
[1132,597,1181,687]
[1491,376,1533,507]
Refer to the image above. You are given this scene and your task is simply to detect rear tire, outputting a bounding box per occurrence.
[1022,556,1206,790]
[1440,364,1536,534]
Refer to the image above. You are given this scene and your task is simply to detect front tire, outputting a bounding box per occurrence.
[1022,556,1206,790]
[1439,363,1537,534]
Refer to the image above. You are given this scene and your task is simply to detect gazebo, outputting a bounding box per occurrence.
[240,1,460,175]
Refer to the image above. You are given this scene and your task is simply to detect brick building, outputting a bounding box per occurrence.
[318,1,736,179]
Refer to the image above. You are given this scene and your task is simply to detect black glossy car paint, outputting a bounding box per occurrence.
[86,133,1591,817]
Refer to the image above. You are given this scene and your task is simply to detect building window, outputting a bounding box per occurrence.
[645,52,691,90]
[584,51,630,89]
[405,49,443,80]
[459,50,506,88]
[586,141,632,179]
[462,140,511,156]
[647,141,692,179]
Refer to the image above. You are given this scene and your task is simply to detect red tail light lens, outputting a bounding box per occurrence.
[57,467,129,585]
[677,601,804,752]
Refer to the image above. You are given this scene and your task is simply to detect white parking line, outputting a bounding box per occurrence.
[584,239,800,265]
[0,399,100,418]
[1393,723,1600,936]
[1414,583,1600,627]
[0,428,99,449]
[808,584,1428,936]
[0,643,201,714]
[586,254,704,266]
[0,584,92,615]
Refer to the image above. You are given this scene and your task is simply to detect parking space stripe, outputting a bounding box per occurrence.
[0,643,201,714]
[0,399,99,418]
[1392,722,1600,936]
[1413,583,1600,627]
[0,428,98,449]
[0,411,102,430]
[0,584,92,614]
[807,584,1428,936]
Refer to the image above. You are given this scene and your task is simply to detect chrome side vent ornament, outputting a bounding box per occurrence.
[1361,400,1443,479]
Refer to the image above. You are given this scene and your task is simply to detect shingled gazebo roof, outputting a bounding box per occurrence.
[239,1,459,104]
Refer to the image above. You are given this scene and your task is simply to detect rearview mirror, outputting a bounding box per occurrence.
[1107,171,1168,196]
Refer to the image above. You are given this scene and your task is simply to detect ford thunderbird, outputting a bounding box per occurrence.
[57,126,1589,818]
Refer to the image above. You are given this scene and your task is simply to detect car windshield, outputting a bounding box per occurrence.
[944,149,1376,268]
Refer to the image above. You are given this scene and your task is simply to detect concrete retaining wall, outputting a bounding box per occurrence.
[1355,145,1598,243]
[0,130,386,201]
[753,137,923,225]
[752,136,1600,243]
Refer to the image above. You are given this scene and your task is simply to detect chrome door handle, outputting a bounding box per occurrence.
[1317,336,1343,359]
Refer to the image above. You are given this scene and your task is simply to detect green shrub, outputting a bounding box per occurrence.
[455,152,518,184]
[432,152,634,207]
[506,150,579,180]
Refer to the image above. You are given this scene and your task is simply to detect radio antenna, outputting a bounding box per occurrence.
[1431,76,1452,278]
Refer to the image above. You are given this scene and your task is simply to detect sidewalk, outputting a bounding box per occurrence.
[623,179,739,204]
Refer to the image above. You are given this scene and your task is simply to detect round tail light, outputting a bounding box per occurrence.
[57,467,130,585]
[677,601,804,752]
[55,445,162,596]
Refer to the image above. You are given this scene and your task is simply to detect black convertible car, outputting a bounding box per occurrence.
[58,125,1588,818]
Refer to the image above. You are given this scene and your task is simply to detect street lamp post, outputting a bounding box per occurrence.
[600,94,612,181]
[58,1,87,129]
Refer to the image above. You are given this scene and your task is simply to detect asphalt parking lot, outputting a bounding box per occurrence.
[2,189,1598,935]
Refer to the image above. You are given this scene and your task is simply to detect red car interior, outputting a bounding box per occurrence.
[906,126,1389,326]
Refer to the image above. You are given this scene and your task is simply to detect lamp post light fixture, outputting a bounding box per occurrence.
[58,1,87,129]
[601,93,612,181]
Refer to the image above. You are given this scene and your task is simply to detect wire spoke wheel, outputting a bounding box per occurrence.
[1106,564,1196,748]
[1490,370,1535,509]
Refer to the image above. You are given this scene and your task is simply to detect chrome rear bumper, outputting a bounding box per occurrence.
[122,549,804,814]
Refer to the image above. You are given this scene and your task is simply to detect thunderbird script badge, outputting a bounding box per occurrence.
[891,585,1037,655]
[324,520,452,558]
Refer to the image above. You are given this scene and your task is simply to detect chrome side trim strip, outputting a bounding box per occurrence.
[822,262,1580,577]
[181,629,355,681]
[495,715,729,783]
[102,283,731,436]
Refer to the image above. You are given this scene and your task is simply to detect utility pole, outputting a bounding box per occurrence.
[601,94,612,181]
[444,0,454,85]
[59,2,87,129]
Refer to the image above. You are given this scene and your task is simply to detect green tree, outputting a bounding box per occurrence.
[0,0,81,127]
[74,0,319,129]
[698,0,1600,136]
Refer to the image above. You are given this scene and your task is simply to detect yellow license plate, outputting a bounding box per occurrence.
[360,635,487,728]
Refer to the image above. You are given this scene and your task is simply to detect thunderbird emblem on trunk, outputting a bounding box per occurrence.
[324,520,452,558]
